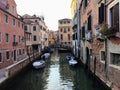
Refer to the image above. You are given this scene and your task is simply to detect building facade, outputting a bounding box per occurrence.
[73,0,120,90]
[58,19,72,48]
[0,0,26,69]
[22,14,49,53]
[48,31,55,47]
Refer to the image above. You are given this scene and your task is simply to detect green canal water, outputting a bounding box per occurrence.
[1,49,111,90]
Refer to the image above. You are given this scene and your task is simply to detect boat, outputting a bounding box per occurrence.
[41,53,50,59]
[66,55,75,61]
[32,60,45,69]
[58,48,71,53]
[69,59,78,66]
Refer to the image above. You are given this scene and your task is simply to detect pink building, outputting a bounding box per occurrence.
[0,0,26,69]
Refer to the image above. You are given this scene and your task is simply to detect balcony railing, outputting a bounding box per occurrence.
[96,30,105,41]
[86,31,92,42]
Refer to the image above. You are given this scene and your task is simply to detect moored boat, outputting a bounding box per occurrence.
[41,53,50,59]
[32,60,45,69]
[69,59,78,66]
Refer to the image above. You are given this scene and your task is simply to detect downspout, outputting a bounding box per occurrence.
[104,0,108,80]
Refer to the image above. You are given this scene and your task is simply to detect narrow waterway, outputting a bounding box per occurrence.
[1,49,110,90]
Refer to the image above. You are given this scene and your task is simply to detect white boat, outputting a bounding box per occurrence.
[32,60,45,69]
[69,59,78,66]
[41,53,50,59]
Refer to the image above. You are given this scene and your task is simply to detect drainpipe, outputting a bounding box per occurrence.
[104,0,108,80]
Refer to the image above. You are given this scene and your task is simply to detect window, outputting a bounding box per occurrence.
[60,28,62,32]
[18,22,20,28]
[40,26,42,29]
[33,35,37,41]
[19,36,20,42]
[82,26,85,39]
[61,34,63,40]
[12,18,15,26]
[19,49,21,55]
[110,3,119,31]
[87,15,92,30]
[67,21,70,23]
[6,52,10,59]
[0,13,1,22]
[68,28,70,32]
[4,15,8,23]
[22,24,24,29]
[0,53,2,62]
[0,32,1,42]
[33,26,36,31]
[17,50,18,56]
[13,35,16,42]
[75,33,78,40]
[35,20,37,22]
[64,28,67,33]
[11,51,13,57]
[85,0,90,7]
[60,21,62,24]
[24,25,27,31]
[68,34,70,40]
[101,51,105,61]
[5,33,9,42]
[98,3,105,24]
[23,49,24,54]
[110,53,120,66]
[72,34,75,40]
[12,6,14,12]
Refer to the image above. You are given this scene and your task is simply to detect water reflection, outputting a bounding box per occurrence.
[1,48,109,90]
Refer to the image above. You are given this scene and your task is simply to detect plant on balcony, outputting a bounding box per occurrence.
[100,22,119,37]
[101,22,108,35]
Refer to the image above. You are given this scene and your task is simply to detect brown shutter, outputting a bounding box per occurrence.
[113,3,119,31]
[98,3,105,24]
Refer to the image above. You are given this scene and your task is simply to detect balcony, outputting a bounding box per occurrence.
[102,27,119,38]
[86,31,92,42]
[13,42,18,46]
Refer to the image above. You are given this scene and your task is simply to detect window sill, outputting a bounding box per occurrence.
[109,64,120,70]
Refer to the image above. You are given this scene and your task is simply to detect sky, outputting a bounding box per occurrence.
[15,0,72,31]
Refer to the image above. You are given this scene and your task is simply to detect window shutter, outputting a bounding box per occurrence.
[98,3,105,24]
[85,0,87,7]
[72,34,75,40]
[76,33,78,40]
[82,26,85,38]
[88,15,92,30]
[101,3,105,23]
[113,3,119,31]
[98,7,101,24]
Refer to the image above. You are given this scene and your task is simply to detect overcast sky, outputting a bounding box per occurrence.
[15,0,72,31]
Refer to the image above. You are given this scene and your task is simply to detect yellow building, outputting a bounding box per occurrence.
[70,0,77,19]
[48,31,55,46]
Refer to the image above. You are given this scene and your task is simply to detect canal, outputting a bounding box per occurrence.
[1,49,110,90]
